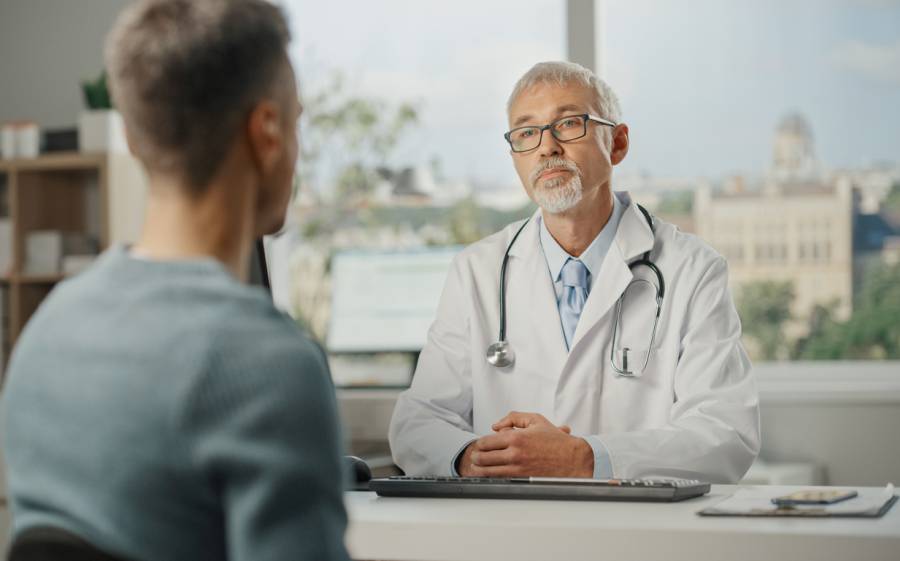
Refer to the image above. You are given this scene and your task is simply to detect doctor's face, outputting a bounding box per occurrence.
[507,82,628,215]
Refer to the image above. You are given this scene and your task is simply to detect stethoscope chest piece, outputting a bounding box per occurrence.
[486,340,515,368]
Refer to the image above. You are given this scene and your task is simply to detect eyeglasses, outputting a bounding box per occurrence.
[504,114,617,153]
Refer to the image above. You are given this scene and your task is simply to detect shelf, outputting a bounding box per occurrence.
[0,274,67,285]
[0,152,105,173]
[17,274,67,285]
[0,148,134,376]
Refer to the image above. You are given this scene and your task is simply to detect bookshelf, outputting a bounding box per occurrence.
[0,151,146,372]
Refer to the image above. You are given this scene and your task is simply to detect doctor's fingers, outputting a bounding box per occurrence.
[467,463,526,478]
[475,431,518,451]
[470,448,519,467]
[491,411,552,431]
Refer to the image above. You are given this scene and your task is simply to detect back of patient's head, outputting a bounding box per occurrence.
[104,0,292,191]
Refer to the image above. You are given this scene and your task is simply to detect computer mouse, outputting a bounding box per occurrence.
[344,455,372,484]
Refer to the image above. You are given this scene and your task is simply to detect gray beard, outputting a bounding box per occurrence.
[532,174,584,214]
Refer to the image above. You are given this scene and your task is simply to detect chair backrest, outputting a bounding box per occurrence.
[8,526,131,561]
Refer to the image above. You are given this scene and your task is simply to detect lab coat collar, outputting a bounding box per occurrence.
[612,191,656,262]
[506,206,569,367]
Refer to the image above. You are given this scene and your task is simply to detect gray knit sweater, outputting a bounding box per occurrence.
[2,246,350,561]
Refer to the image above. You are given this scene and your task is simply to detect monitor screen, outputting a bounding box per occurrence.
[327,247,462,353]
[248,239,270,290]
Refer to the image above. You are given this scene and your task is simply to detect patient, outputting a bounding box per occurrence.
[2,1,350,560]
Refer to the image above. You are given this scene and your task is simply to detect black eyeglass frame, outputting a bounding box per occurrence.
[503,113,618,153]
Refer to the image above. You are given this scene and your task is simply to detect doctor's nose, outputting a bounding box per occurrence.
[538,131,563,158]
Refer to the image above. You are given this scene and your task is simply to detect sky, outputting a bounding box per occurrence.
[281,0,900,190]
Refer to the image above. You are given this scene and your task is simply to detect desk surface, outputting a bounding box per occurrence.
[345,484,900,561]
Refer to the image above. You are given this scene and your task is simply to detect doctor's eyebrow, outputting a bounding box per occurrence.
[510,104,588,127]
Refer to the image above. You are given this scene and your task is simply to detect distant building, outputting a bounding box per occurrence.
[696,114,855,335]
[695,179,854,331]
[830,163,900,215]
[882,236,900,266]
[373,165,473,207]
[771,113,820,184]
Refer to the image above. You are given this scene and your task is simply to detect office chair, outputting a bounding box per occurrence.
[8,526,131,561]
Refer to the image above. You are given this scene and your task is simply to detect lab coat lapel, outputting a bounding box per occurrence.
[507,209,569,369]
[568,199,655,352]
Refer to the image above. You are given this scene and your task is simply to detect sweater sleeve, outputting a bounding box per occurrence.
[180,327,350,561]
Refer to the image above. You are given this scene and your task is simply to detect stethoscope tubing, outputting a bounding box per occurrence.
[489,204,664,374]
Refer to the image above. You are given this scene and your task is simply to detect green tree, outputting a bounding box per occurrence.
[798,263,900,359]
[736,280,795,360]
[656,190,694,216]
[299,72,419,201]
[448,197,488,244]
[883,181,900,228]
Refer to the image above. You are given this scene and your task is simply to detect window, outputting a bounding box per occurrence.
[603,0,900,361]
[270,1,565,375]
[268,1,899,365]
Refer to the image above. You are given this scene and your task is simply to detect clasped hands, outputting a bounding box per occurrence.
[457,411,594,478]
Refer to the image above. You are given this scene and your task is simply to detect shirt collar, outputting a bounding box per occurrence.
[539,192,625,283]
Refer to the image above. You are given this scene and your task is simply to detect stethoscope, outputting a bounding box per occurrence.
[485,204,665,377]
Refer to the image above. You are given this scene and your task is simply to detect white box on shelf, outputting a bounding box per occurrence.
[15,122,40,158]
[78,110,127,154]
[0,218,12,277]
[24,230,63,275]
[1,124,16,159]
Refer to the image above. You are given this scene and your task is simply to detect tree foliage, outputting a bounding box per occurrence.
[656,190,694,216]
[883,181,900,228]
[798,263,900,359]
[736,280,794,360]
[299,72,419,201]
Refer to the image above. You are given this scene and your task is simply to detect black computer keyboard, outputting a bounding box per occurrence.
[369,476,711,502]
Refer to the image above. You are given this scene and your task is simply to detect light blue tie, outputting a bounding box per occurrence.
[559,258,590,350]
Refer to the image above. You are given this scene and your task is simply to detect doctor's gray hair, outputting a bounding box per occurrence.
[105,0,292,190]
[507,61,622,144]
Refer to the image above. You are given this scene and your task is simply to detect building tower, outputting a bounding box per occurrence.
[772,113,818,183]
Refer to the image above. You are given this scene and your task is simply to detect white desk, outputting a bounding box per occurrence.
[345,485,900,561]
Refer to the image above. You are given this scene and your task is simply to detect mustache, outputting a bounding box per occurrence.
[529,157,580,187]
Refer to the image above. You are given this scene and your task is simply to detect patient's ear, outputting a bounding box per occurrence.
[246,100,284,175]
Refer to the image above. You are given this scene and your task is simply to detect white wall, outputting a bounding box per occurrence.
[0,0,131,128]
[754,362,900,486]
[760,402,900,486]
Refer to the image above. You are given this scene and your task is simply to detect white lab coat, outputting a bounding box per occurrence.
[389,192,760,483]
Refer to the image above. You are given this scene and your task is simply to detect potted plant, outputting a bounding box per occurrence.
[78,71,127,153]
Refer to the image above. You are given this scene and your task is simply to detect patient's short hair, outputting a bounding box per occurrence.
[105,0,292,190]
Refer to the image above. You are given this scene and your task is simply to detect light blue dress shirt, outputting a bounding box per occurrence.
[537,192,625,479]
[539,192,624,317]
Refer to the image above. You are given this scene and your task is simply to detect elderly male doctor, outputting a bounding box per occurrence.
[389,61,760,483]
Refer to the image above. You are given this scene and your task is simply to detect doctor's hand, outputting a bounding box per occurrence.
[457,412,594,478]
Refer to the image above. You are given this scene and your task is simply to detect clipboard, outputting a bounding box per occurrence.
[698,484,897,518]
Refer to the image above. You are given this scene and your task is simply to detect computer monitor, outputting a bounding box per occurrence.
[327,247,462,353]
[249,239,270,290]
